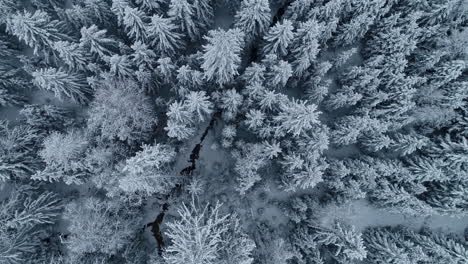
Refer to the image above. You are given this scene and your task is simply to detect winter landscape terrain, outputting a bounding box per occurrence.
[1,0,468,263]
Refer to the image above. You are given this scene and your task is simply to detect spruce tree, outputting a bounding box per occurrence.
[32,68,92,104]
[201,28,245,86]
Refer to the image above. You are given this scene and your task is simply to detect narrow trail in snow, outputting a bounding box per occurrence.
[145,112,221,255]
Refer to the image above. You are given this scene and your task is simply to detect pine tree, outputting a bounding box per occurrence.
[165,120,196,140]
[32,68,92,104]
[333,12,375,46]
[220,89,243,119]
[262,19,294,57]
[79,25,119,59]
[235,143,269,194]
[168,0,198,40]
[312,220,367,262]
[164,200,255,264]
[0,122,42,182]
[235,0,271,41]
[147,15,183,56]
[268,60,293,88]
[53,41,89,71]
[273,99,321,137]
[109,54,134,79]
[391,131,429,156]
[280,152,328,191]
[421,180,468,215]
[33,130,90,185]
[130,41,157,70]
[290,20,322,76]
[20,104,72,132]
[111,0,131,26]
[177,65,204,89]
[184,91,214,121]
[123,6,149,42]
[120,144,179,196]
[84,0,114,27]
[201,28,245,85]
[369,179,433,215]
[193,0,213,30]
[6,10,68,58]
[364,227,429,263]
[135,0,163,11]
[0,187,61,264]
[361,133,393,152]
[245,109,266,130]
[0,0,19,23]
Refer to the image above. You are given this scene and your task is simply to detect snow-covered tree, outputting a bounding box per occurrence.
[109,54,134,79]
[53,41,89,71]
[234,143,269,194]
[147,15,183,56]
[123,6,149,42]
[273,99,321,137]
[119,144,179,196]
[111,0,131,25]
[262,19,294,57]
[0,187,61,264]
[33,130,90,185]
[202,28,245,86]
[268,60,293,88]
[391,131,429,156]
[185,91,214,121]
[168,0,198,40]
[83,0,114,27]
[79,25,119,58]
[193,0,213,30]
[87,79,157,143]
[20,104,72,132]
[235,0,271,41]
[63,197,139,256]
[290,20,322,76]
[135,0,163,11]
[164,200,255,264]
[312,220,367,262]
[32,68,92,104]
[6,10,68,57]
[0,122,41,182]
[245,109,266,130]
[220,89,243,120]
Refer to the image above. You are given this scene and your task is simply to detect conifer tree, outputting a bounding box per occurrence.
[119,144,179,196]
[53,41,89,71]
[32,68,92,104]
[168,0,198,40]
[164,201,255,264]
[193,0,213,30]
[109,54,134,79]
[147,15,183,56]
[235,0,271,41]
[79,25,119,58]
[123,6,149,42]
[111,0,131,26]
[273,99,321,137]
[201,28,245,86]
[6,10,68,58]
[262,20,294,57]
[290,20,322,76]
[33,130,90,185]
[312,220,367,262]
[87,79,157,143]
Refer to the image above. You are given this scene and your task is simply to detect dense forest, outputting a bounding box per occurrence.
[0,0,468,263]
